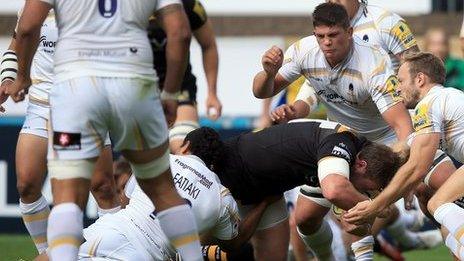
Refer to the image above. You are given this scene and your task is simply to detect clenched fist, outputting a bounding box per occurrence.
[262,46,283,76]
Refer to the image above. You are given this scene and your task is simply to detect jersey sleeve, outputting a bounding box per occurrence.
[156,0,183,11]
[278,41,303,83]
[317,132,357,164]
[295,79,319,112]
[183,0,208,31]
[412,100,443,135]
[377,12,417,55]
[210,188,240,241]
[367,55,402,114]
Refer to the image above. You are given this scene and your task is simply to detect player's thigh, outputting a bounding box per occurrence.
[49,77,109,161]
[105,77,168,153]
[251,218,290,261]
[241,197,289,261]
[295,186,330,232]
[428,166,464,214]
[426,158,456,191]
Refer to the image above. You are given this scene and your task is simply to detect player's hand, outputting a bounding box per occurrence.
[340,217,371,237]
[262,46,283,76]
[206,94,222,121]
[343,200,380,226]
[5,77,30,102]
[0,82,9,113]
[162,99,178,127]
[270,104,297,123]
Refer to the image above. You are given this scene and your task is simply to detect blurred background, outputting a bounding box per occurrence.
[1,0,464,259]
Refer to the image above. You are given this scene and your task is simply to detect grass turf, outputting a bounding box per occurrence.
[0,234,453,260]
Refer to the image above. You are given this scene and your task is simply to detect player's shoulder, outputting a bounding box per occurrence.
[352,37,389,69]
[365,4,403,24]
[288,36,319,53]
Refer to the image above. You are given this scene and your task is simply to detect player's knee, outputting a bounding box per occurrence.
[16,178,42,200]
[427,195,445,215]
[130,148,169,180]
[294,208,321,232]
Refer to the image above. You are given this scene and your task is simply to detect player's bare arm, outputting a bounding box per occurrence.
[381,102,414,141]
[252,46,289,98]
[216,195,280,251]
[193,19,222,119]
[344,133,440,225]
[6,1,50,99]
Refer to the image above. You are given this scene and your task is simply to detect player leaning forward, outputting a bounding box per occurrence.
[252,3,416,260]
[344,52,464,259]
[6,0,203,260]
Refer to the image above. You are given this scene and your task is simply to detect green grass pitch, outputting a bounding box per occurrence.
[0,234,454,261]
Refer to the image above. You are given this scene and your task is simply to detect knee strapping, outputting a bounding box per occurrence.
[130,149,170,179]
[169,121,199,141]
[48,159,96,180]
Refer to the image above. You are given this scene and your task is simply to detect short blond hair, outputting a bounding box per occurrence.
[402,52,446,85]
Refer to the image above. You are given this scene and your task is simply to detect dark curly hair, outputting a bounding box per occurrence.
[182,127,226,171]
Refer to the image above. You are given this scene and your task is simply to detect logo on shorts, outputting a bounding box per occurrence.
[53,132,81,150]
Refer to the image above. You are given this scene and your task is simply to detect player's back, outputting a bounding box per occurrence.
[43,0,160,80]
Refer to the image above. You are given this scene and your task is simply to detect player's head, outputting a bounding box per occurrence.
[325,0,362,19]
[398,52,446,109]
[313,3,353,66]
[424,28,449,61]
[181,127,225,171]
[350,141,402,194]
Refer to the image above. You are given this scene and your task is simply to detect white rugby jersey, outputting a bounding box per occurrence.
[39,0,181,81]
[351,2,417,70]
[84,154,240,260]
[16,10,57,104]
[411,85,464,163]
[280,36,401,142]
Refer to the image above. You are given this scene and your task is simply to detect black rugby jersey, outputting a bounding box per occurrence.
[216,120,368,204]
[147,0,207,89]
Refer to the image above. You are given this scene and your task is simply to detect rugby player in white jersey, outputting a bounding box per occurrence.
[0,9,121,254]
[251,3,438,260]
[35,153,275,260]
[344,52,464,259]
[4,0,203,260]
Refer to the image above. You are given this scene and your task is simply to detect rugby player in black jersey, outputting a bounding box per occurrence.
[180,120,402,261]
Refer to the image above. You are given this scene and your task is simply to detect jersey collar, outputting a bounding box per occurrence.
[350,2,367,28]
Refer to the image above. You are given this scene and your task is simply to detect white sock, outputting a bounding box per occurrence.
[434,203,464,245]
[445,233,464,259]
[20,196,50,254]
[97,205,121,217]
[351,235,374,261]
[157,204,202,261]
[297,220,334,261]
[386,214,421,249]
[47,203,83,261]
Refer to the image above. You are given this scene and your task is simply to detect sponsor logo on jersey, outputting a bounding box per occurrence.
[53,132,81,150]
[174,158,213,189]
[39,35,56,53]
[331,144,351,162]
[316,89,358,105]
[173,172,201,199]
[384,75,402,101]
[391,21,416,49]
[412,102,432,131]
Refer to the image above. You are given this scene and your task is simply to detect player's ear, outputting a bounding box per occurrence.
[355,156,368,175]
[347,26,353,37]
[178,140,191,155]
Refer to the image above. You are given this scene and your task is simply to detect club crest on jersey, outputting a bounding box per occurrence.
[331,144,351,162]
[53,132,81,150]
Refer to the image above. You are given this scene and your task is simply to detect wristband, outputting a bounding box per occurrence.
[1,50,18,83]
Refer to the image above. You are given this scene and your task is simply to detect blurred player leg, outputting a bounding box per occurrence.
[239,197,289,261]
[169,104,199,154]
[90,146,120,217]
[16,132,49,254]
[294,193,333,260]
